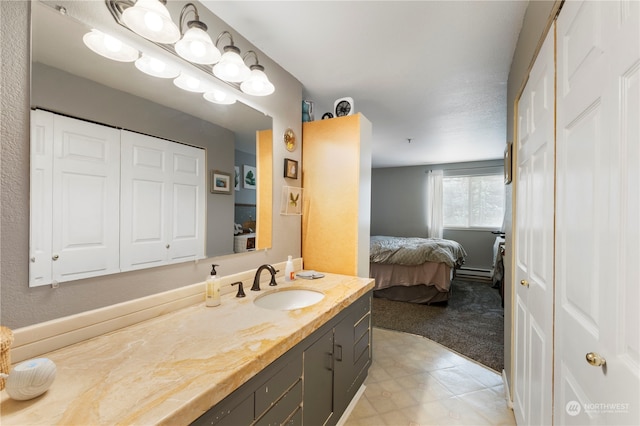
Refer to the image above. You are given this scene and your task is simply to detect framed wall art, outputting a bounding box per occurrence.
[504,142,513,185]
[280,186,303,215]
[284,158,298,179]
[243,165,256,190]
[234,166,241,191]
[210,170,232,194]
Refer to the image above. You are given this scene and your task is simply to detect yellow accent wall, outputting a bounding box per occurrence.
[257,129,273,249]
[302,114,372,277]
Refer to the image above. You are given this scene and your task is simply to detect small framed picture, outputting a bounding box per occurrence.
[504,142,513,185]
[234,166,241,191]
[284,158,298,179]
[243,165,256,190]
[210,170,232,194]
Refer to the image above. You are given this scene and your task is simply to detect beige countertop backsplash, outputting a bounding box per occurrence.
[0,261,374,425]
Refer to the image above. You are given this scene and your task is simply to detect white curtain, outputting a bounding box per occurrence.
[426,169,444,238]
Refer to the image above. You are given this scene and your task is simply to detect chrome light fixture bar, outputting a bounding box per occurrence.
[106,0,274,96]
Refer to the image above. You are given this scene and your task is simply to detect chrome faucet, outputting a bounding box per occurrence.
[251,264,278,291]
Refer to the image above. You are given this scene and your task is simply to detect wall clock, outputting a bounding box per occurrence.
[334,97,354,117]
[284,128,296,152]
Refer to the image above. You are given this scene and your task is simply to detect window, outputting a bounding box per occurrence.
[443,174,505,229]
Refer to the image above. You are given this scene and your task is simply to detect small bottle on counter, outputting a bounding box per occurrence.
[206,264,221,307]
[285,255,295,282]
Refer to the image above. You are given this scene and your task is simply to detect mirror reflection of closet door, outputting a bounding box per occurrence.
[30,109,121,286]
[120,131,205,271]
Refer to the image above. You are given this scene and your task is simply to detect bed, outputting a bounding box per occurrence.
[369,235,467,304]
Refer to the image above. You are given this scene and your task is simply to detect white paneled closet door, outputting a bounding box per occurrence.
[513,25,555,426]
[555,1,639,424]
[120,131,171,270]
[168,142,206,263]
[120,131,205,271]
[30,109,54,286]
[51,113,121,283]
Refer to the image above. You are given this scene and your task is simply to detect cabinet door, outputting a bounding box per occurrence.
[333,293,372,417]
[51,112,121,283]
[303,328,334,425]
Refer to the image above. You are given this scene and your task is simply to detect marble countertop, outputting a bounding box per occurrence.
[0,274,374,425]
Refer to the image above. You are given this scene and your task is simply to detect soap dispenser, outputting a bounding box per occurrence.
[285,256,295,282]
[206,264,221,307]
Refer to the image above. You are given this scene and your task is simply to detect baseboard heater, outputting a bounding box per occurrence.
[457,267,493,279]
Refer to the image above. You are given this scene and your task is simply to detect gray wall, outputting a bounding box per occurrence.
[1,0,303,329]
[504,0,560,391]
[371,159,504,270]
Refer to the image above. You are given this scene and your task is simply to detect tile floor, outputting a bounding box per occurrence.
[344,328,516,426]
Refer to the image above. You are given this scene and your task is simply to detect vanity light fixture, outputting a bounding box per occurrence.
[106,0,276,97]
[174,3,220,64]
[240,50,275,96]
[203,89,236,105]
[83,29,139,62]
[135,53,181,78]
[212,31,251,83]
[121,0,180,44]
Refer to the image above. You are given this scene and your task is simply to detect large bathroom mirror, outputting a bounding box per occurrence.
[30,1,273,277]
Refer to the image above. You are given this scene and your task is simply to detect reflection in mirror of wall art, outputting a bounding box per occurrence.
[243,165,257,190]
[281,186,303,215]
[234,166,241,191]
[284,158,298,179]
[211,170,232,194]
[504,142,513,185]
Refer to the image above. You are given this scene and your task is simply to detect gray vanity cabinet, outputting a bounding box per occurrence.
[192,291,372,426]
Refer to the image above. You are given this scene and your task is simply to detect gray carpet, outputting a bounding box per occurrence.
[371,278,504,372]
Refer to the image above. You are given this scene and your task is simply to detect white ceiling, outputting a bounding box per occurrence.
[201,1,529,168]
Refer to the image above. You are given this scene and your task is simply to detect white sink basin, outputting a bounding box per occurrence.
[254,288,325,310]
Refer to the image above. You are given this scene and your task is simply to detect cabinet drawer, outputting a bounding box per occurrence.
[354,328,370,365]
[255,356,302,417]
[353,312,370,342]
[192,392,254,426]
[255,379,302,426]
[284,406,302,426]
[350,294,371,322]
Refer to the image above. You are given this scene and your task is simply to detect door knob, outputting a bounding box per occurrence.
[166,244,170,249]
[520,279,529,287]
[586,352,606,367]
[52,254,59,261]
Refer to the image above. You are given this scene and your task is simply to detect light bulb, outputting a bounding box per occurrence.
[135,54,180,78]
[83,29,139,62]
[204,90,236,105]
[143,11,164,32]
